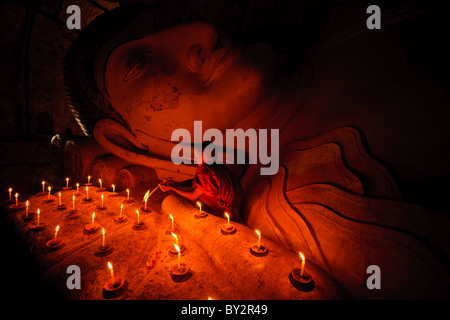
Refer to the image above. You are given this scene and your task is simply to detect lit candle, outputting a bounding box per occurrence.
[47,186,51,199]
[102,228,106,247]
[126,189,130,200]
[86,186,89,199]
[37,208,40,226]
[197,201,202,214]
[174,244,181,270]
[144,197,148,210]
[91,212,95,227]
[136,209,140,224]
[299,252,306,278]
[169,214,174,231]
[41,181,45,193]
[87,175,91,184]
[15,193,19,207]
[171,232,179,247]
[112,184,115,193]
[208,297,213,300]
[54,225,60,239]
[107,261,114,283]
[255,230,261,249]
[8,188,12,202]
[225,212,230,226]
[58,192,62,206]
[101,194,104,207]
[99,179,102,189]
[76,183,79,192]
[120,204,123,218]
[66,177,69,188]
[72,195,75,211]
[26,200,29,217]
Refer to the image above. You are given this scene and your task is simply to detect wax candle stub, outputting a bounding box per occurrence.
[299,252,306,278]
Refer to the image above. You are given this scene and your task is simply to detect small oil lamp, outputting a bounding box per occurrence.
[103,261,125,293]
[250,229,268,257]
[170,244,190,281]
[63,177,71,190]
[109,184,118,197]
[46,225,64,250]
[83,186,93,202]
[72,183,81,196]
[169,232,185,254]
[68,194,78,217]
[29,208,44,231]
[95,227,113,256]
[195,201,207,218]
[97,194,106,210]
[132,209,146,230]
[221,212,236,235]
[56,192,66,210]
[140,189,152,212]
[10,192,24,210]
[96,179,106,192]
[289,251,314,291]
[122,188,134,204]
[21,200,36,221]
[84,212,99,233]
[114,203,127,223]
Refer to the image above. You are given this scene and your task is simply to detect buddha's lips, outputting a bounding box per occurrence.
[204,34,242,85]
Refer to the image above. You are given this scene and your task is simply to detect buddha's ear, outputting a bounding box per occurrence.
[93,119,197,178]
[93,119,149,156]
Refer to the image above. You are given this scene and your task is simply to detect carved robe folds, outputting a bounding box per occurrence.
[244,127,450,299]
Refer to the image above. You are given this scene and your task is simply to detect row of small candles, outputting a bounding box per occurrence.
[8,174,309,292]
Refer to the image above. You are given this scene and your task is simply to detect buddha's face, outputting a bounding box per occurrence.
[103,20,276,145]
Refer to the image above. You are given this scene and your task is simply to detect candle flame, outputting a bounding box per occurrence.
[92,212,95,219]
[112,184,115,188]
[102,228,105,236]
[174,244,180,253]
[76,183,79,187]
[26,200,29,206]
[169,214,173,220]
[86,186,88,191]
[225,212,229,219]
[37,208,40,214]
[101,194,104,199]
[72,195,75,200]
[66,177,69,181]
[99,179,102,183]
[208,297,213,300]
[42,181,45,185]
[299,252,305,262]
[143,190,150,201]
[196,201,201,208]
[255,229,261,237]
[15,193,18,198]
[126,189,130,193]
[48,186,51,191]
[107,261,113,270]
[59,192,61,197]
[55,225,60,232]
[8,188,12,192]
[171,232,177,239]
[136,209,139,214]
[121,204,123,209]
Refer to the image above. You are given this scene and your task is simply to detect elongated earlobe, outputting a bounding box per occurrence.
[94,119,149,154]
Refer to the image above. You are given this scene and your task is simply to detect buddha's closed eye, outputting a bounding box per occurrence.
[123,51,153,82]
